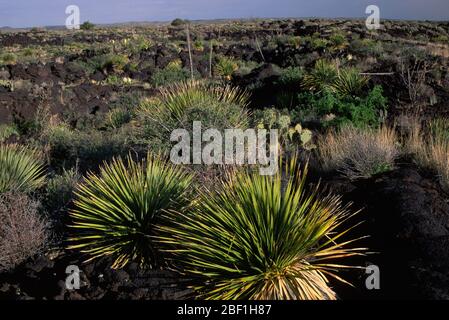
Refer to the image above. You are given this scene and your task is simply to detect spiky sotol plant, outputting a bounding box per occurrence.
[69,153,193,269]
[158,158,365,300]
[0,144,46,194]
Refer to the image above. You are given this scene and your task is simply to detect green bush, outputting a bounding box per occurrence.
[236,60,261,76]
[329,32,348,51]
[0,53,17,66]
[151,63,191,87]
[275,67,304,108]
[42,124,129,171]
[0,80,14,92]
[349,38,384,57]
[99,54,129,73]
[303,34,329,50]
[171,18,188,27]
[80,21,95,30]
[45,168,81,216]
[107,107,132,129]
[0,144,46,194]
[69,153,193,269]
[158,159,364,300]
[295,85,387,128]
[0,124,19,142]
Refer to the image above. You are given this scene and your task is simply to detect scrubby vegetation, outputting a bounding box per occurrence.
[1,18,449,300]
[318,126,398,179]
[0,193,49,272]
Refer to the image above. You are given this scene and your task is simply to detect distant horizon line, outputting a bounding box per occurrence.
[2,15,449,30]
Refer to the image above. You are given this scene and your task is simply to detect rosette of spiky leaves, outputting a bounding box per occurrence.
[0,144,46,194]
[332,68,369,97]
[158,158,365,300]
[302,60,338,93]
[214,56,239,81]
[156,80,249,119]
[69,153,193,269]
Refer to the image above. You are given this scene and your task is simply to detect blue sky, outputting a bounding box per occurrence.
[0,0,448,28]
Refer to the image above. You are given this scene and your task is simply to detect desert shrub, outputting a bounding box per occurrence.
[105,92,141,129]
[214,56,239,80]
[0,124,19,142]
[42,124,129,171]
[45,168,81,216]
[69,153,193,269]
[22,47,35,57]
[429,118,449,142]
[432,35,449,44]
[295,85,387,128]
[329,32,347,49]
[158,159,365,300]
[405,118,449,191]
[12,105,51,138]
[171,18,188,27]
[0,193,49,272]
[274,67,304,108]
[349,38,384,57]
[0,144,46,194]
[0,53,17,66]
[80,21,95,30]
[428,140,449,191]
[236,60,262,76]
[151,62,190,87]
[318,126,398,179]
[287,36,301,48]
[103,74,121,85]
[303,34,329,51]
[271,35,301,49]
[277,66,303,87]
[0,79,14,92]
[107,107,132,129]
[126,36,152,54]
[65,60,96,75]
[98,54,129,73]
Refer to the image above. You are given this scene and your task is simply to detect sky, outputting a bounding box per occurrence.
[0,0,448,28]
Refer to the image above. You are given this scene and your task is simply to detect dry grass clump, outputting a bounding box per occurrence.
[404,117,449,191]
[428,141,449,191]
[318,126,398,179]
[0,193,49,272]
